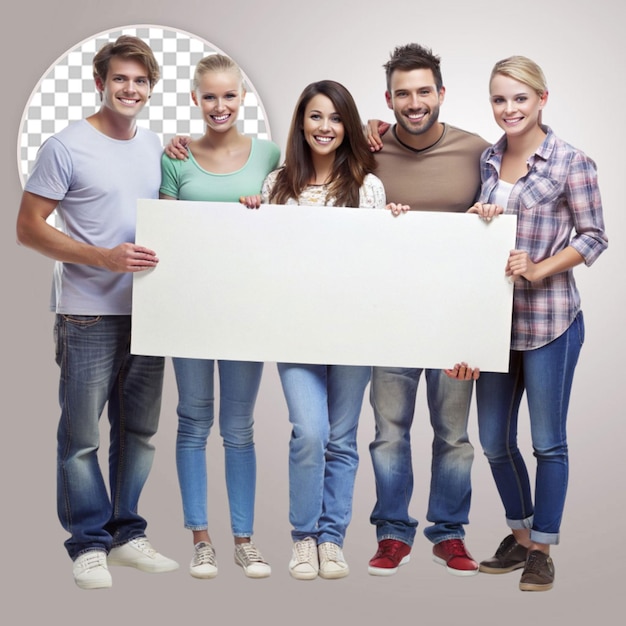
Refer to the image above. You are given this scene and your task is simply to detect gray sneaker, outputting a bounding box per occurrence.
[318,542,349,579]
[190,541,218,579]
[234,541,271,578]
[479,534,528,574]
[73,550,112,590]
[519,550,555,592]
[289,537,319,580]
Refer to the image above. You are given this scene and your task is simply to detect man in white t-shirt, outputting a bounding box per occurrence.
[16,35,178,590]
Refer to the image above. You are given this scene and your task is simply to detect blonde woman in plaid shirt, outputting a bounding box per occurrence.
[468,56,608,592]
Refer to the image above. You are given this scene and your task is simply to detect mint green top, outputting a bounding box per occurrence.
[160,137,280,201]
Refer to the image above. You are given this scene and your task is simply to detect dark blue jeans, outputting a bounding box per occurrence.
[476,311,585,545]
[55,315,164,559]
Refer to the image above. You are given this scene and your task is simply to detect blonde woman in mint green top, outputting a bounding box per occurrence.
[159,54,279,581]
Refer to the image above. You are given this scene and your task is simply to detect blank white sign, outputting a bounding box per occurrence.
[132,200,517,372]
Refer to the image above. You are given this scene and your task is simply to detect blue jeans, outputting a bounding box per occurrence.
[55,315,164,560]
[278,363,371,546]
[173,358,263,537]
[369,367,474,546]
[476,312,584,545]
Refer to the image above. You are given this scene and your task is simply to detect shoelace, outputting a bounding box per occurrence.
[130,537,156,557]
[77,551,105,570]
[238,543,264,564]
[441,539,467,556]
[495,535,519,557]
[523,551,546,575]
[294,539,316,563]
[376,542,403,559]
[319,543,340,562]
[194,543,216,565]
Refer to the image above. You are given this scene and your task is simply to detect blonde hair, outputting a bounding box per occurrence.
[490,55,548,97]
[192,54,243,91]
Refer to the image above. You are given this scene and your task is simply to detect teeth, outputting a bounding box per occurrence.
[119,98,137,105]
[315,136,333,143]
[212,114,230,121]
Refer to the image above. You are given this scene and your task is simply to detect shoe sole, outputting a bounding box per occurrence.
[190,568,218,579]
[519,581,554,592]
[235,561,272,579]
[433,556,479,577]
[479,561,526,574]
[108,560,179,573]
[368,555,410,576]
[75,579,112,590]
[289,570,318,580]
[319,567,350,580]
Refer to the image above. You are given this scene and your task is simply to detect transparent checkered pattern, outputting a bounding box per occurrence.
[18,25,272,185]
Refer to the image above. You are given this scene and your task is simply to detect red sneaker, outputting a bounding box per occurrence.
[368,539,411,576]
[433,539,479,576]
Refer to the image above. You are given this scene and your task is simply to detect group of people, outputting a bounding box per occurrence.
[16,35,607,594]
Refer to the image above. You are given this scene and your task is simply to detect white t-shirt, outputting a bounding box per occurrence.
[25,120,162,314]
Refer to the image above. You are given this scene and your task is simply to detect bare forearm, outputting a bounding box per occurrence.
[17,216,109,267]
[507,246,584,282]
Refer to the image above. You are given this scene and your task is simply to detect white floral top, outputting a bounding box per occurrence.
[260,170,386,209]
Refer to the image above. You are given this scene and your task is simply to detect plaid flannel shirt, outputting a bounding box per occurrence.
[479,126,608,350]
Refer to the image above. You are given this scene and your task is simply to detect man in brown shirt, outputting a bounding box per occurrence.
[367,43,489,578]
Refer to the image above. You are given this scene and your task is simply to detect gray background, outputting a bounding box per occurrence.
[3,1,623,624]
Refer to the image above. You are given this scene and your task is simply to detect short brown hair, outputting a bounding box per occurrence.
[93,35,160,88]
[384,43,443,92]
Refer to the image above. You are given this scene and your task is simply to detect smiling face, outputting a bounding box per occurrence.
[489,73,547,137]
[95,57,152,120]
[386,68,445,143]
[302,93,345,158]
[192,69,245,133]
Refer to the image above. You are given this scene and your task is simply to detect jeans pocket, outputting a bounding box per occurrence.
[62,314,103,328]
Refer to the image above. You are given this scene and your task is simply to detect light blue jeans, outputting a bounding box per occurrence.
[369,367,474,546]
[54,315,165,560]
[278,363,371,547]
[476,312,584,545]
[173,358,263,537]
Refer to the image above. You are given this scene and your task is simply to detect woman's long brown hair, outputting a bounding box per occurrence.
[269,80,376,207]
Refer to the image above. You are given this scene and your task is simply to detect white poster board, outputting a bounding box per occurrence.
[132,200,517,372]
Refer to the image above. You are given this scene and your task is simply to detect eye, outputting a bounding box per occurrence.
[203,94,215,101]
[310,113,321,120]
[491,97,504,104]
[516,96,528,103]
[330,115,342,124]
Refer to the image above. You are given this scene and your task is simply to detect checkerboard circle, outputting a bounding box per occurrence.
[17,24,273,186]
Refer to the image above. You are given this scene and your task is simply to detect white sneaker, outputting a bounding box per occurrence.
[235,541,271,578]
[107,537,179,573]
[73,550,112,590]
[318,542,349,579]
[190,542,218,579]
[289,537,319,580]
